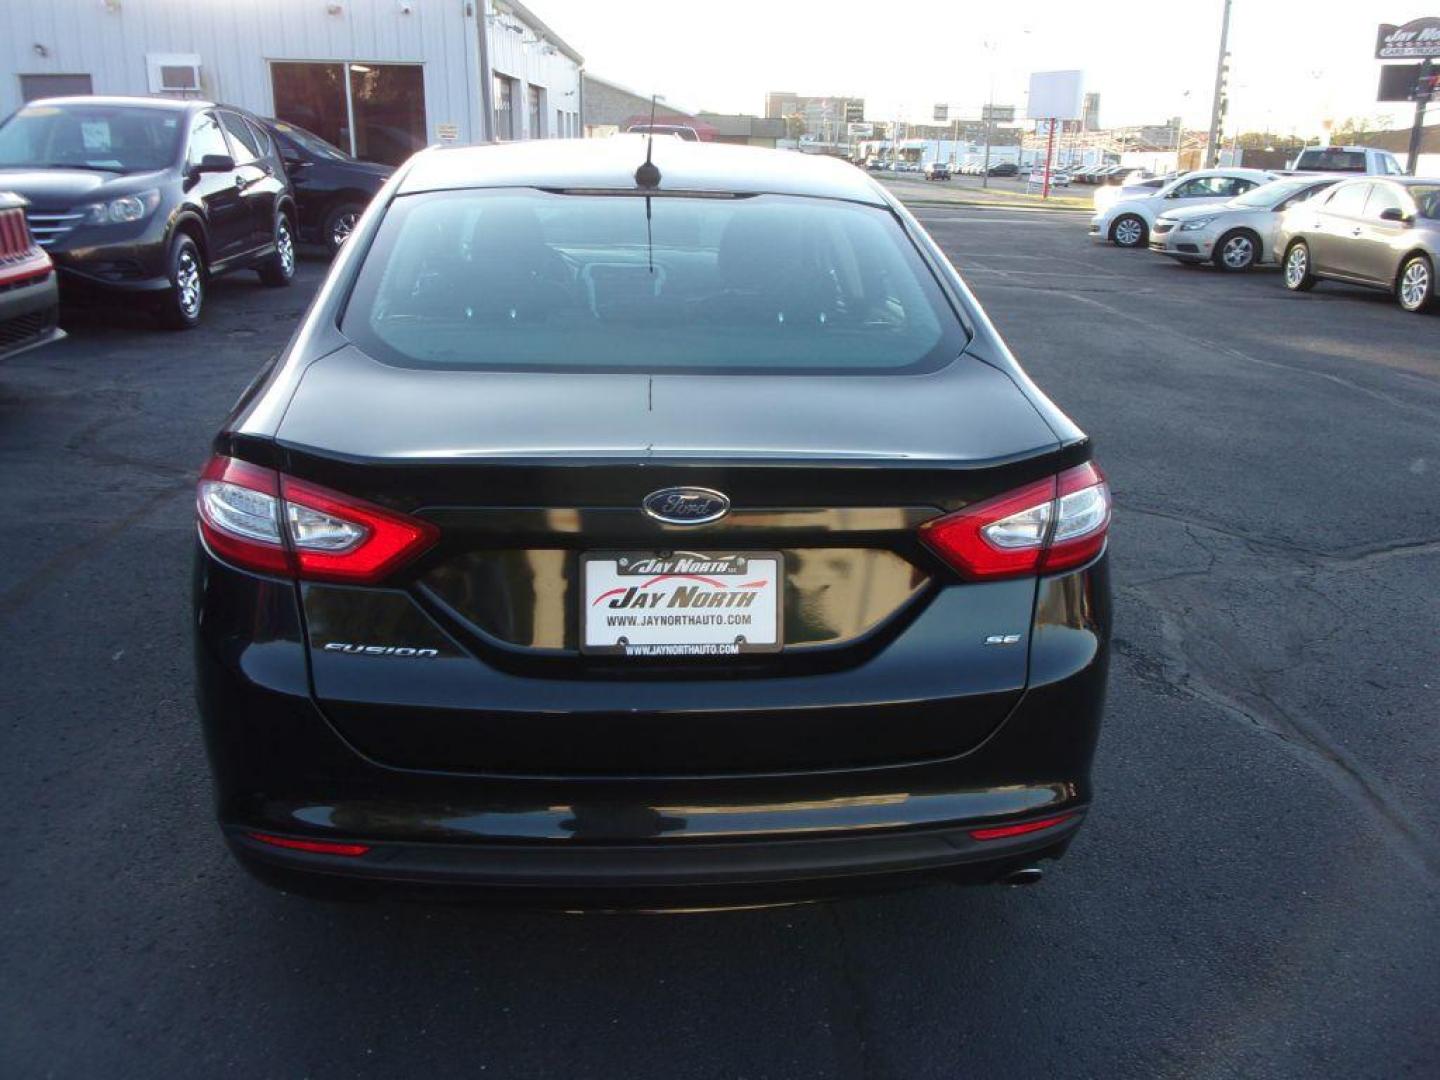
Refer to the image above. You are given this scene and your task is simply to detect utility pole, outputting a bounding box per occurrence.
[981,40,997,188]
[1406,60,1434,175]
[1204,0,1233,167]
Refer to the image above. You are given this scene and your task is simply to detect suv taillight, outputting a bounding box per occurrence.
[919,462,1111,579]
[196,455,437,583]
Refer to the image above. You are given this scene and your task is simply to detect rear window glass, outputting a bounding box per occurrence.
[1296,149,1366,172]
[341,190,966,374]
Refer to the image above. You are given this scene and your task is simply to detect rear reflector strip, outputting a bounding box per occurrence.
[969,813,1074,842]
[247,832,371,857]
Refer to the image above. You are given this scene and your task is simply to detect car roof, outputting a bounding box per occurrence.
[22,95,210,112]
[398,136,891,205]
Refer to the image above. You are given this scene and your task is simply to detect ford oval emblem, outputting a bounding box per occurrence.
[642,487,731,525]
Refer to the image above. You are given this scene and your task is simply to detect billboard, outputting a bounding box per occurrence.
[1025,70,1084,120]
[1376,17,1440,60]
[933,103,948,122]
[1379,61,1438,101]
[982,104,1016,123]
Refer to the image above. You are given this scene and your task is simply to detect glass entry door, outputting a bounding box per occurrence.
[270,61,425,166]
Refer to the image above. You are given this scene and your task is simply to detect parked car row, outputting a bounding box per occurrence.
[0,95,394,332]
[1093,167,1440,313]
[1090,168,1279,249]
[1027,168,1072,188]
[951,162,1020,177]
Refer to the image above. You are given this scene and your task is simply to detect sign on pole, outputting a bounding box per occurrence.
[933,103,948,122]
[1376,17,1440,60]
[1025,71,1084,199]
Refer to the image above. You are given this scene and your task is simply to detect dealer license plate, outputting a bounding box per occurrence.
[580,551,783,656]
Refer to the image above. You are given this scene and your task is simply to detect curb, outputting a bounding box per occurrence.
[898,198,1094,214]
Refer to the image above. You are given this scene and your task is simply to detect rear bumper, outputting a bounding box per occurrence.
[195,550,1110,905]
[228,811,1084,906]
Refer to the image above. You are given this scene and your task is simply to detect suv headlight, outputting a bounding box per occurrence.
[80,189,161,226]
[1179,216,1217,231]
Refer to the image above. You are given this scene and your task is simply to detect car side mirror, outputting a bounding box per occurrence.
[1378,207,1410,224]
[194,153,236,174]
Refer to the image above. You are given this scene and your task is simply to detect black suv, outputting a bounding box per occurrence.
[262,119,393,255]
[0,96,297,329]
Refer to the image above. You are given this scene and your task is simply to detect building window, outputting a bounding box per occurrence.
[527,84,543,139]
[555,108,563,139]
[493,74,515,140]
[349,63,426,165]
[20,73,94,102]
[271,61,425,166]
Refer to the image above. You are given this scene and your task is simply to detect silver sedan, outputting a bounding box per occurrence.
[1150,177,1340,271]
[1277,177,1440,313]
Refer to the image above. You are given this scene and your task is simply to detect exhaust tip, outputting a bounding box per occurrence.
[1000,866,1045,887]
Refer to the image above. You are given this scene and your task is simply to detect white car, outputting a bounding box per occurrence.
[1089,168,1279,248]
[1029,168,1071,187]
[1149,176,1341,271]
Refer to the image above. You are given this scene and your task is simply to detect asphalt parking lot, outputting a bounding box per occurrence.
[2,211,1437,1079]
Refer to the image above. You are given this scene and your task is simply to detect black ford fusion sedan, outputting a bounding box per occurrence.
[194,137,1111,908]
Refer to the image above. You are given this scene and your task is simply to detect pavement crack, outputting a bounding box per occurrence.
[1123,586,1440,879]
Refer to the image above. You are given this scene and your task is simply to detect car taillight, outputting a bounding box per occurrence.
[196,454,438,583]
[919,462,1110,579]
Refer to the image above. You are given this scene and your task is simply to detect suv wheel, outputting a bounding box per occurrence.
[257,212,296,287]
[1396,254,1434,313]
[1283,241,1316,292]
[156,234,204,330]
[1215,230,1258,272]
[1110,214,1147,248]
[323,202,364,256]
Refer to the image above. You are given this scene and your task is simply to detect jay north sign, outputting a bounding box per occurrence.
[1377,17,1440,60]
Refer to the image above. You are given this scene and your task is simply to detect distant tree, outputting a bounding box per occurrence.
[1332,114,1393,143]
[1233,131,1305,151]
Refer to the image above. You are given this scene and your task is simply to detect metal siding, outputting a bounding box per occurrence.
[0,0,568,146]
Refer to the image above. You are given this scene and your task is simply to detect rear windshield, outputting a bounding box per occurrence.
[341,190,966,374]
[1296,149,1366,172]
[0,104,182,172]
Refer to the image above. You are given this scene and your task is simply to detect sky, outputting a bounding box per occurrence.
[527,0,1436,136]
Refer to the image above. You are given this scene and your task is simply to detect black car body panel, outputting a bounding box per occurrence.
[263,119,393,249]
[0,97,295,301]
[193,138,1110,906]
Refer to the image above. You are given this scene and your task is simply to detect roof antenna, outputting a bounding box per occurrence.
[635,93,661,189]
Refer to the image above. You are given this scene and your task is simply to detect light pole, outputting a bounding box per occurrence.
[981,40,999,188]
[1204,0,1233,168]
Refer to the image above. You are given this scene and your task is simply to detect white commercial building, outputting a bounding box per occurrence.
[0,0,584,164]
